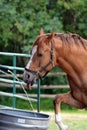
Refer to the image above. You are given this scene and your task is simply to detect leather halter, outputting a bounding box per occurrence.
[25,42,54,79]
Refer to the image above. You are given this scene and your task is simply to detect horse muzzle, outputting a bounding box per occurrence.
[23,72,36,89]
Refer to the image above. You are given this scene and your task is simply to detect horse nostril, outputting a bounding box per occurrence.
[23,73,31,83]
[27,74,30,79]
[25,73,30,79]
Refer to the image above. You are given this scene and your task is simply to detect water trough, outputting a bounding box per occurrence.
[0,109,50,130]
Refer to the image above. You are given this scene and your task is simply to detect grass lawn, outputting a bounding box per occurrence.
[42,111,87,130]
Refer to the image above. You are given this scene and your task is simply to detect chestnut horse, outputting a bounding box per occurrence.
[23,29,87,130]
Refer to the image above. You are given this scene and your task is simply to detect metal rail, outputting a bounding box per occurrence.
[0,91,37,102]
[0,52,40,112]
[0,78,25,85]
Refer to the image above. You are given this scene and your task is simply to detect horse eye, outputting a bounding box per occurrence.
[38,53,43,57]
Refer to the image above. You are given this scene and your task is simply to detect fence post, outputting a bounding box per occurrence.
[12,55,16,108]
[37,79,40,112]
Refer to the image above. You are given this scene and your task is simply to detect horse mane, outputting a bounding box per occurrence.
[58,33,86,45]
[34,32,87,49]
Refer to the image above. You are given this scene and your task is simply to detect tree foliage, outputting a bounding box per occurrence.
[56,0,87,37]
[0,0,87,53]
[0,0,62,53]
[0,0,87,67]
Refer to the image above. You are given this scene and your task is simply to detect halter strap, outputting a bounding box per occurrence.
[25,41,54,79]
[25,68,37,74]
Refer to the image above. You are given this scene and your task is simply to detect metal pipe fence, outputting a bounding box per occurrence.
[0,52,40,112]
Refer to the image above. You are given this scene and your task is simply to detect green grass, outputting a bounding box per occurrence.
[49,118,87,130]
[0,97,79,111]
[47,111,87,130]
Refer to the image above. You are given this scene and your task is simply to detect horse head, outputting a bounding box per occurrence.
[23,29,56,89]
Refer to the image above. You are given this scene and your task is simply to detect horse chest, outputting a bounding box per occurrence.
[70,79,87,94]
[68,74,87,105]
[70,82,87,105]
[73,90,87,106]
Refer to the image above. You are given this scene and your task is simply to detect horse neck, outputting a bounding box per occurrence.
[54,37,75,74]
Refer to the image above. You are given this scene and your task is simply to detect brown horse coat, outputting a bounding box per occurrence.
[23,30,87,130]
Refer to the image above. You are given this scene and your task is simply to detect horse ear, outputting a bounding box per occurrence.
[51,33,55,38]
[46,33,55,45]
[48,33,55,40]
[40,28,44,35]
